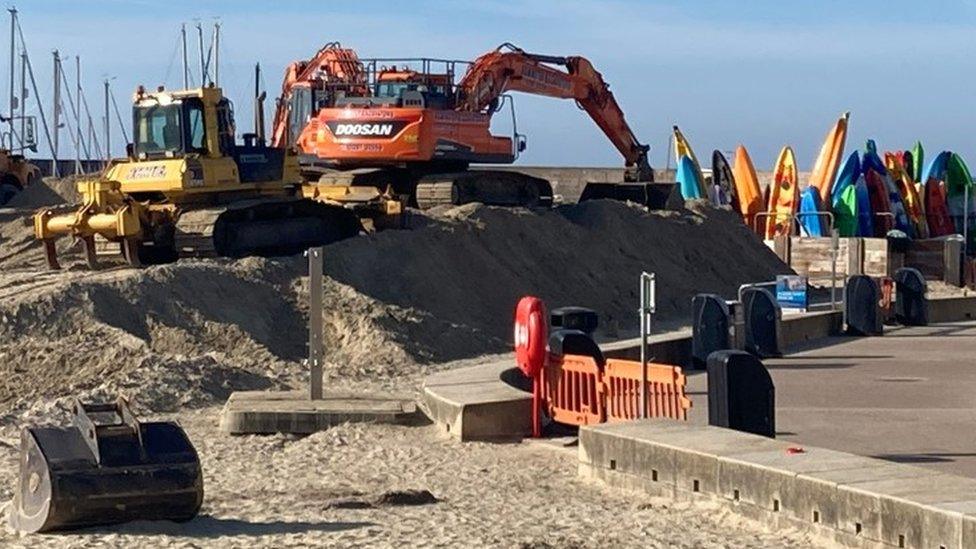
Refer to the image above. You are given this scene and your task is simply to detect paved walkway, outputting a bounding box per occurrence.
[685,321,976,478]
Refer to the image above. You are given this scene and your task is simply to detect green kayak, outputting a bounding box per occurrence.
[833,184,858,236]
[912,141,924,184]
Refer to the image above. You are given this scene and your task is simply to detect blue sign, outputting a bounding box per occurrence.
[776,275,809,311]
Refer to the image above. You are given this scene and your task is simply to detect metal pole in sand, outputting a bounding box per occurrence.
[639,272,656,419]
[308,247,324,400]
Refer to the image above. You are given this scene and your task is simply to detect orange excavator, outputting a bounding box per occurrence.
[273,43,662,209]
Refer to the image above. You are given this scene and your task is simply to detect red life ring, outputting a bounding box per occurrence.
[514,296,547,377]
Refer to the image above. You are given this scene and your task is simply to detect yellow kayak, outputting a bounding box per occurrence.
[885,151,928,239]
[732,145,764,235]
[808,112,850,202]
[765,146,799,239]
[672,125,709,198]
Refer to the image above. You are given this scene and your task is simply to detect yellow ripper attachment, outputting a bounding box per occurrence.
[301,183,403,231]
[34,179,147,270]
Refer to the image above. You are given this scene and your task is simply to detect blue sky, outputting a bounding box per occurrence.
[13,0,976,171]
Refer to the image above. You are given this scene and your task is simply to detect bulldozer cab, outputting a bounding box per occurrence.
[128,86,291,185]
[132,86,235,161]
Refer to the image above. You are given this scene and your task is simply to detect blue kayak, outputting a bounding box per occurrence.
[799,186,826,236]
[922,150,951,183]
[854,175,874,237]
[884,171,913,236]
[676,155,704,200]
[831,151,861,206]
[862,139,887,174]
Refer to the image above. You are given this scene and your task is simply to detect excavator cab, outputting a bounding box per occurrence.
[374,68,454,109]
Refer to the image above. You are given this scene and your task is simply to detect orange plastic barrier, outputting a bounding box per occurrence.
[539,354,691,432]
[604,359,691,422]
[543,354,605,426]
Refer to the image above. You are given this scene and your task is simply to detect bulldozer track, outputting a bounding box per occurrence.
[174,207,223,258]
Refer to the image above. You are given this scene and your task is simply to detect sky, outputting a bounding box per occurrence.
[10,0,976,171]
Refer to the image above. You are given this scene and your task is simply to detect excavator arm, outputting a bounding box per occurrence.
[271,42,367,148]
[458,43,652,182]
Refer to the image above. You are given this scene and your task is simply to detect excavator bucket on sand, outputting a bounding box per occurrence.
[8,397,203,533]
[578,182,680,209]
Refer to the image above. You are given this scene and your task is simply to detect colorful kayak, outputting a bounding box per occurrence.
[676,155,704,200]
[946,153,974,238]
[885,151,927,238]
[901,150,914,180]
[711,149,738,209]
[765,146,799,239]
[808,112,850,202]
[831,152,861,206]
[923,151,954,236]
[926,181,953,237]
[672,126,709,198]
[834,184,858,237]
[798,186,827,236]
[912,141,925,185]
[862,140,886,174]
[732,145,764,235]
[885,172,912,236]
[862,140,910,236]
[863,169,893,236]
[854,175,874,237]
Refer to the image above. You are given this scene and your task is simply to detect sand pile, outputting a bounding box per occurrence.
[0,198,789,418]
[7,175,84,208]
[324,199,790,340]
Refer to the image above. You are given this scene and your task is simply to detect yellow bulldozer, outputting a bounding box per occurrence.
[33,85,399,269]
[0,149,40,204]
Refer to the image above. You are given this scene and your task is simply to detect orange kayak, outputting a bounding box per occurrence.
[765,146,799,239]
[732,145,764,235]
[808,112,850,202]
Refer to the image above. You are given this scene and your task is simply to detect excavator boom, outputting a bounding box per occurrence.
[271,42,368,149]
[458,43,652,181]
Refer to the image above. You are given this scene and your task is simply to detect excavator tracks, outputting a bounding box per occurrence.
[414,170,554,210]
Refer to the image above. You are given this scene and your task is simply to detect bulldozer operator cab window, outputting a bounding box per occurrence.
[134,103,183,159]
[215,99,236,155]
[185,100,207,153]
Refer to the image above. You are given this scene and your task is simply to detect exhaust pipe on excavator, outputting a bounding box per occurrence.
[254,62,267,146]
